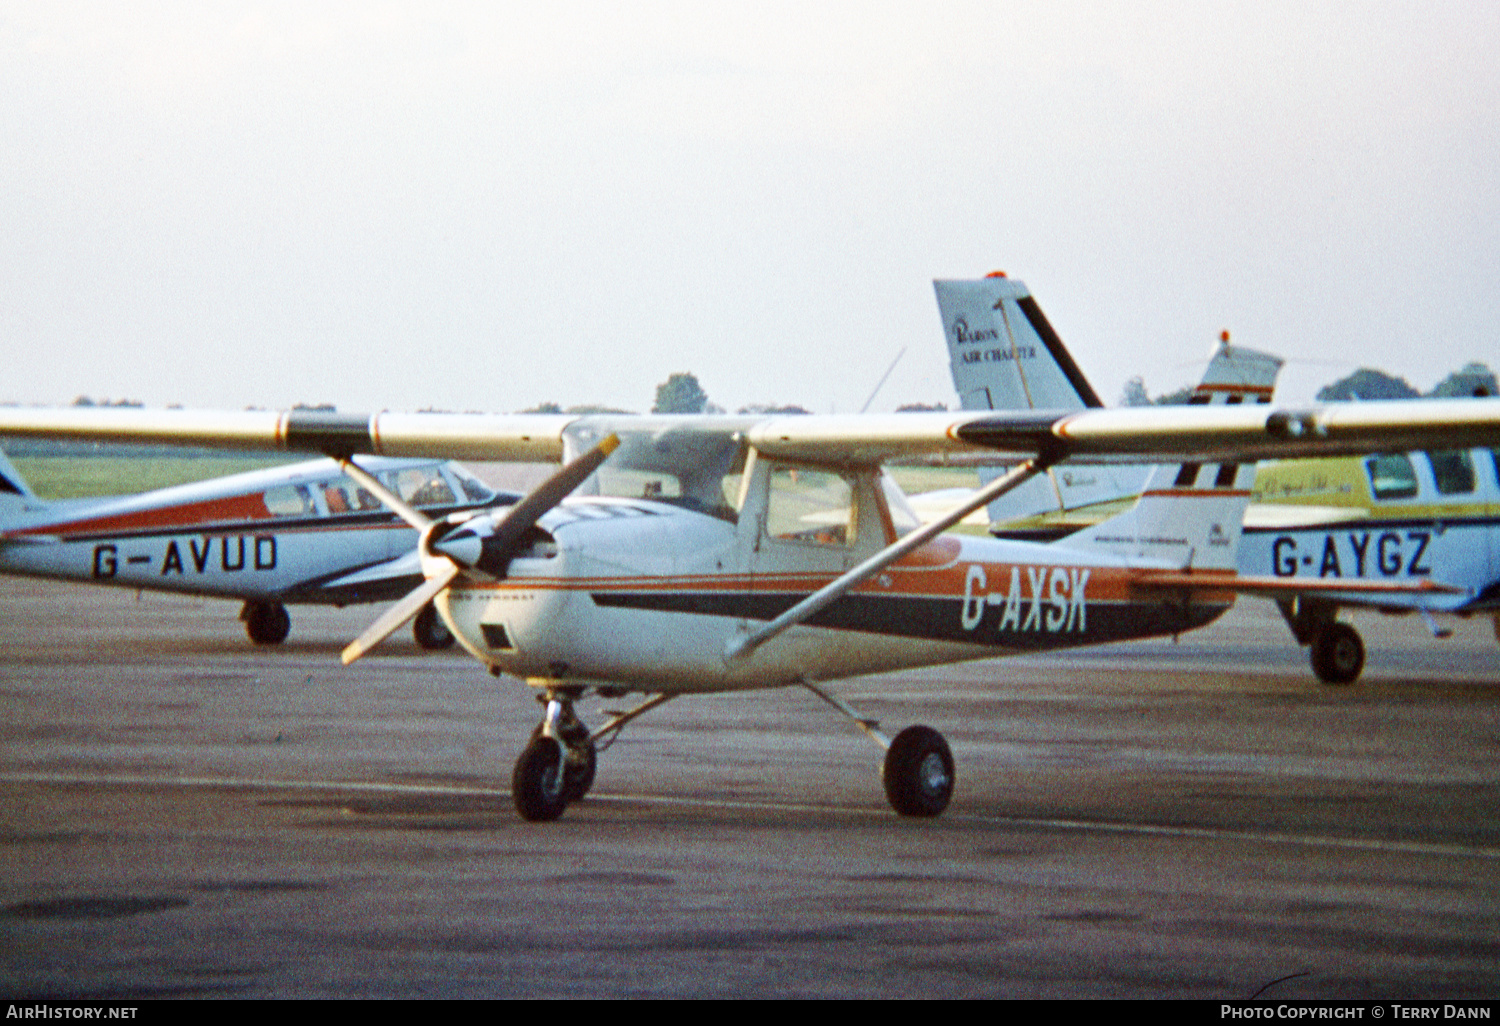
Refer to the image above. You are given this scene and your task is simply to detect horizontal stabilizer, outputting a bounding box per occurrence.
[1130,569,1464,598]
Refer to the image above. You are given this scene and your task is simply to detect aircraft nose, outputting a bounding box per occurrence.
[430,526,483,568]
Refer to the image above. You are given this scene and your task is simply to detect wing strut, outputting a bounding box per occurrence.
[724,457,1050,664]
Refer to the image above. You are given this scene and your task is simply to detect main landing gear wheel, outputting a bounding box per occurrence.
[412,602,455,650]
[882,725,955,818]
[241,600,290,646]
[1310,621,1365,686]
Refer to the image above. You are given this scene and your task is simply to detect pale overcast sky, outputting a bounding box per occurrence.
[2,2,1496,414]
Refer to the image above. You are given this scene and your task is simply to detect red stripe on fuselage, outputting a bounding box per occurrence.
[8,493,277,538]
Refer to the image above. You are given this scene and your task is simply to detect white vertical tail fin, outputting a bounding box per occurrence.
[1053,462,1256,572]
[936,274,1103,413]
[935,273,1283,536]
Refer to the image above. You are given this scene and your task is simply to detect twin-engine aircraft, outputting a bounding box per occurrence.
[934,274,1500,684]
[0,449,511,646]
[3,283,1499,822]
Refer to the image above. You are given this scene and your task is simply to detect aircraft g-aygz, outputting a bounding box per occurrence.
[3,313,1498,821]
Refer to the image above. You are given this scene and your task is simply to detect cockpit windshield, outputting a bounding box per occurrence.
[447,464,496,503]
[565,424,746,521]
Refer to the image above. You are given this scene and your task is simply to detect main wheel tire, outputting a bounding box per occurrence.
[513,737,569,822]
[413,602,455,650]
[882,725,955,818]
[242,601,291,646]
[1311,621,1364,685]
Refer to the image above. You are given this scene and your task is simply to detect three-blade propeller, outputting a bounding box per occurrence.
[337,434,620,665]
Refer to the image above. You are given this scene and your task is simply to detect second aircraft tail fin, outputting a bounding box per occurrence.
[1052,459,1257,573]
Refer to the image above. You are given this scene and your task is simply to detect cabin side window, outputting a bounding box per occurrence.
[765,466,857,548]
[1364,453,1418,500]
[263,484,314,517]
[381,467,457,508]
[447,465,495,503]
[1424,449,1476,496]
[317,476,385,515]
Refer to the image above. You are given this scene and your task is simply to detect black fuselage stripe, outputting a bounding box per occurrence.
[588,590,1225,648]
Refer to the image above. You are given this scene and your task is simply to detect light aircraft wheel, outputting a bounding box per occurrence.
[512,736,569,822]
[242,601,291,646]
[882,725,955,818]
[1311,622,1364,686]
[412,602,454,650]
[528,724,596,801]
[563,741,597,802]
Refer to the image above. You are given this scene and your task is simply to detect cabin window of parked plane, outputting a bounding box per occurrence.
[317,476,386,516]
[1364,453,1418,500]
[767,467,856,547]
[263,484,314,517]
[1425,449,1476,495]
[381,467,457,508]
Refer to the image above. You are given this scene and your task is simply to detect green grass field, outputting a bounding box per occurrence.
[12,456,300,499]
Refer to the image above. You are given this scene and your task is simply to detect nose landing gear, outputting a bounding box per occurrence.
[511,690,672,822]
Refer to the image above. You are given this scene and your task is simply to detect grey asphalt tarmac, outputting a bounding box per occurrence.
[0,577,1496,999]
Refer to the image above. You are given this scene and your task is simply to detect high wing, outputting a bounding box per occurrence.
[3,401,1500,468]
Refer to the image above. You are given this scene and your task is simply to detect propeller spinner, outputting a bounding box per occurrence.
[337,434,620,665]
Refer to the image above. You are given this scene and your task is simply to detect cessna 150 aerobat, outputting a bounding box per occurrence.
[3,282,1498,822]
[934,274,1500,685]
[0,448,511,646]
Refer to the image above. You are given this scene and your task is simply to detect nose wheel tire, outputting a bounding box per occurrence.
[513,737,569,822]
[1310,622,1365,685]
[563,741,597,802]
[882,725,955,817]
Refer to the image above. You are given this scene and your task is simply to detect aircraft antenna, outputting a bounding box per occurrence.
[860,347,906,413]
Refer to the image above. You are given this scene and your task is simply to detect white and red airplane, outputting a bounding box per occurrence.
[3,282,1497,821]
[0,449,513,646]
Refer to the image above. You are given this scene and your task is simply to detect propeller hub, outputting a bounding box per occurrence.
[427,523,484,569]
